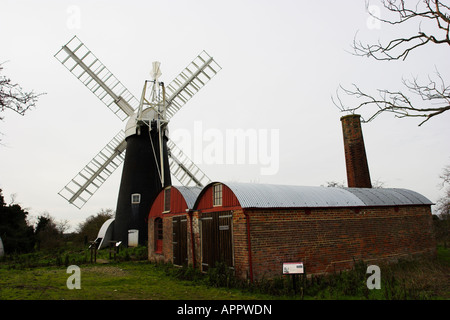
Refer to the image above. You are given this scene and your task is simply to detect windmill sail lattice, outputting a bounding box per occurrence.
[165,50,221,119]
[167,138,211,187]
[54,36,139,121]
[58,130,127,209]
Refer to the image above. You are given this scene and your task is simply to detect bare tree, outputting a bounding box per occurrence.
[324,178,386,188]
[56,219,71,234]
[324,180,346,188]
[0,63,43,121]
[435,164,450,247]
[333,0,450,126]
[436,164,450,216]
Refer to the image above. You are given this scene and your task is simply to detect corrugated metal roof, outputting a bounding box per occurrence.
[344,188,433,206]
[218,182,433,208]
[224,183,365,208]
[175,186,202,209]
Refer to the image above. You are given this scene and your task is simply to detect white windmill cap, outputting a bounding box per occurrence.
[124,109,159,138]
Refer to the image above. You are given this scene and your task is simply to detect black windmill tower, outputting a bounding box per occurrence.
[55,36,220,246]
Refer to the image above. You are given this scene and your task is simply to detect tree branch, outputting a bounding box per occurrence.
[333,72,450,126]
[0,63,44,120]
[353,0,450,61]
[335,1,450,126]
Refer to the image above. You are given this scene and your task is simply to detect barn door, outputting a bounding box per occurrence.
[218,213,233,266]
[172,216,188,266]
[200,211,233,272]
[200,213,214,272]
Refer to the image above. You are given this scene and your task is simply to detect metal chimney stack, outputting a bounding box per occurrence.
[341,114,372,188]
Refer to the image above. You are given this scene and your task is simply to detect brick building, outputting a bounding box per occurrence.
[149,181,436,282]
[148,186,201,266]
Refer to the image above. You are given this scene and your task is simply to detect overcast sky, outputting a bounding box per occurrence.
[1,0,449,232]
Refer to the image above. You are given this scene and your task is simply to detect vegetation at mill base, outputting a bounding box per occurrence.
[0,247,272,300]
[0,245,449,300]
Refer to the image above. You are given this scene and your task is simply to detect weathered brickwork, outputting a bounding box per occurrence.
[341,114,372,188]
[190,211,202,269]
[231,210,250,280]
[148,215,174,264]
[241,206,435,280]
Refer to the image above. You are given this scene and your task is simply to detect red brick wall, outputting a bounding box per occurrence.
[148,215,174,264]
[232,210,251,280]
[242,205,435,280]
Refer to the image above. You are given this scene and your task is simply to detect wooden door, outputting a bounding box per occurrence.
[172,216,188,266]
[200,211,233,272]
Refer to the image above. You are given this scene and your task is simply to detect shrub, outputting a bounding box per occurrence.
[206,261,236,288]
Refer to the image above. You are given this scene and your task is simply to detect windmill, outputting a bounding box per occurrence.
[55,36,221,246]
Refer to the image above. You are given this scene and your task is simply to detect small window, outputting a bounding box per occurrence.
[131,193,141,204]
[213,183,223,206]
[163,187,171,212]
[154,218,163,254]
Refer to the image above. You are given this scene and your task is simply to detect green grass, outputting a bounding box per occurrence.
[437,245,450,266]
[0,246,449,300]
[0,261,279,300]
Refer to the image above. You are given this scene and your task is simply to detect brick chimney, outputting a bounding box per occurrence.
[341,114,372,188]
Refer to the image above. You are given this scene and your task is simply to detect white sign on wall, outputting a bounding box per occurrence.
[282,262,304,275]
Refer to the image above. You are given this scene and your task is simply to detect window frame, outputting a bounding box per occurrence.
[213,183,223,207]
[131,193,141,204]
[163,187,171,213]
[154,217,163,254]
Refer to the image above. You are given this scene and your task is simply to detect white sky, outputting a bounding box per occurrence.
[1,0,449,232]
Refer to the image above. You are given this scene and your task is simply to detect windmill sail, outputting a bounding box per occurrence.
[54,36,139,121]
[165,50,221,119]
[167,138,211,187]
[55,36,220,215]
[58,131,127,209]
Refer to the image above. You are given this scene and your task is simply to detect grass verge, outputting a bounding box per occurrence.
[0,245,448,300]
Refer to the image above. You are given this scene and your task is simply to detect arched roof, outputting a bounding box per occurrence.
[195,182,433,209]
[171,186,202,209]
[344,187,433,207]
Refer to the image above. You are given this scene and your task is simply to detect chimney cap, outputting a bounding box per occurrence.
[340,114,362,121]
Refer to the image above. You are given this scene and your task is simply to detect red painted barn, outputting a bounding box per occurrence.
[147,182,436,282]
[148,186,201,266]
[192,182,436,282]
